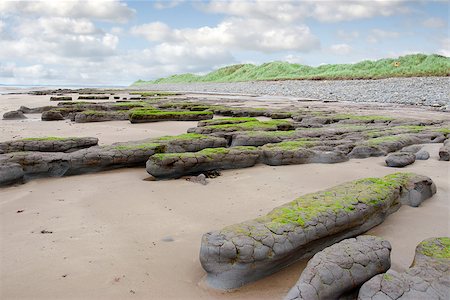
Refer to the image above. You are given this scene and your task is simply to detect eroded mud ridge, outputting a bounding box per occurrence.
[285,235,392,300]
[199,173,436,289]
[359,237,450,299]
[1,92,449,186]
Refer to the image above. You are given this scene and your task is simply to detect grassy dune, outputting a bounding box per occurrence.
[133,54,449,85]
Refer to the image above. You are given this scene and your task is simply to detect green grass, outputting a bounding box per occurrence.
[132,54,450,85]
[113,142,163,151]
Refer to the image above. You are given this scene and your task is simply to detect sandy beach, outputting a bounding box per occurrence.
[0,92,449,299]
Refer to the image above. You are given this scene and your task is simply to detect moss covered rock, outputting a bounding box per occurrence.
[199,173,436,290]
[359,237,450,299]
[129,109,213,123]
[146,146,260,179]
[0,137,98,154]
[285,235,392,300]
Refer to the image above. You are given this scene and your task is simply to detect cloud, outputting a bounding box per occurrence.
[336,30,359,41]
[154,0,184,10]
[367,29,401,43]
[201,0,410,23]
[422,17,446,28]
[438,38,450,56]
[329,43,352,55]
[0,0,135,23]
[131,18,320,53]
[284,54,303,64]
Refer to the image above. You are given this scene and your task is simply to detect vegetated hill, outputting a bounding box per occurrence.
[132,54,450,86]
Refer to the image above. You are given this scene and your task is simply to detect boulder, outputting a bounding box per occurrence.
[2,110,27,120]
[285,235,391,300]
[415,150,430,160]
[199,173,436,290]
[348,145,386,158]
[146,147,260,179]
[0,162,24,186]
[0,137,99,154]
[385,153,416,167]
[439,140,450,161]
[358,237,450,300]
[401,144,423,153]
[41,110,64,121]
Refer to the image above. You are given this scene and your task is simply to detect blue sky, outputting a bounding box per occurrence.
[0,0,448,85]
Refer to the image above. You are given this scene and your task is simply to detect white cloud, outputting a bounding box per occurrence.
[154,0,184,10]
[131,18,320,53]
[329,43,352,55]
[422,17,446,28]
[0,0,135,23]
[367,29,401,43]
[438,38,450,57]
[284,54,303,64]
[201,0,410,23]
[336,30,359,41]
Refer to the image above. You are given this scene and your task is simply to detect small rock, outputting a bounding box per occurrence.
[3,110,27,120]
[415,150,430,160]
[40,229,53,234]
[385,153,416,167]
[161,236,174,242]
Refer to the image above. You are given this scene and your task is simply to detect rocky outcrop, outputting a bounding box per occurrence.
[3,110,27,120]
[439,140,450,161]
[188,120,294,135]
[0,143,165,183]
[129,110,213,123]
[0,162,24,186]
[385,153,416,168]
[41,110,64,121]
[415,150,430,160]
[285,235,392,300]
[199,173,436,290]
[358,237,450,300]
[0,134,226,186]
[0,137,99,154]
[74,111,129,123]
[146,147,260,179]
[50,96,72,101]
[18,105,55,114]
[260,141,348,165]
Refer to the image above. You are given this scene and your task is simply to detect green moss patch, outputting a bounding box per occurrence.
[262,139,317,150]
[152,146,257,160]
[204,120,291,131]
[113,142,164,151]
[155,133,210,141]
[129,109,212,119]
[200,117,258,126]
[224,173,417,235]
[418,237,450,259]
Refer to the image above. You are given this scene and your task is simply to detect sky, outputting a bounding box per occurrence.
[0,0,448,86]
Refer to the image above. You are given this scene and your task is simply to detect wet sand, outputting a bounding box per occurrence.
[0,93,449,299]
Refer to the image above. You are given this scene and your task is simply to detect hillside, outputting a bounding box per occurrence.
[132,54,450,85]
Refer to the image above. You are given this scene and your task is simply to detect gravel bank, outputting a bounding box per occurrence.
[136,77,449,107]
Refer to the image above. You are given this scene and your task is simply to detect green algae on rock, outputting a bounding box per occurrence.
[199,173,436,290]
